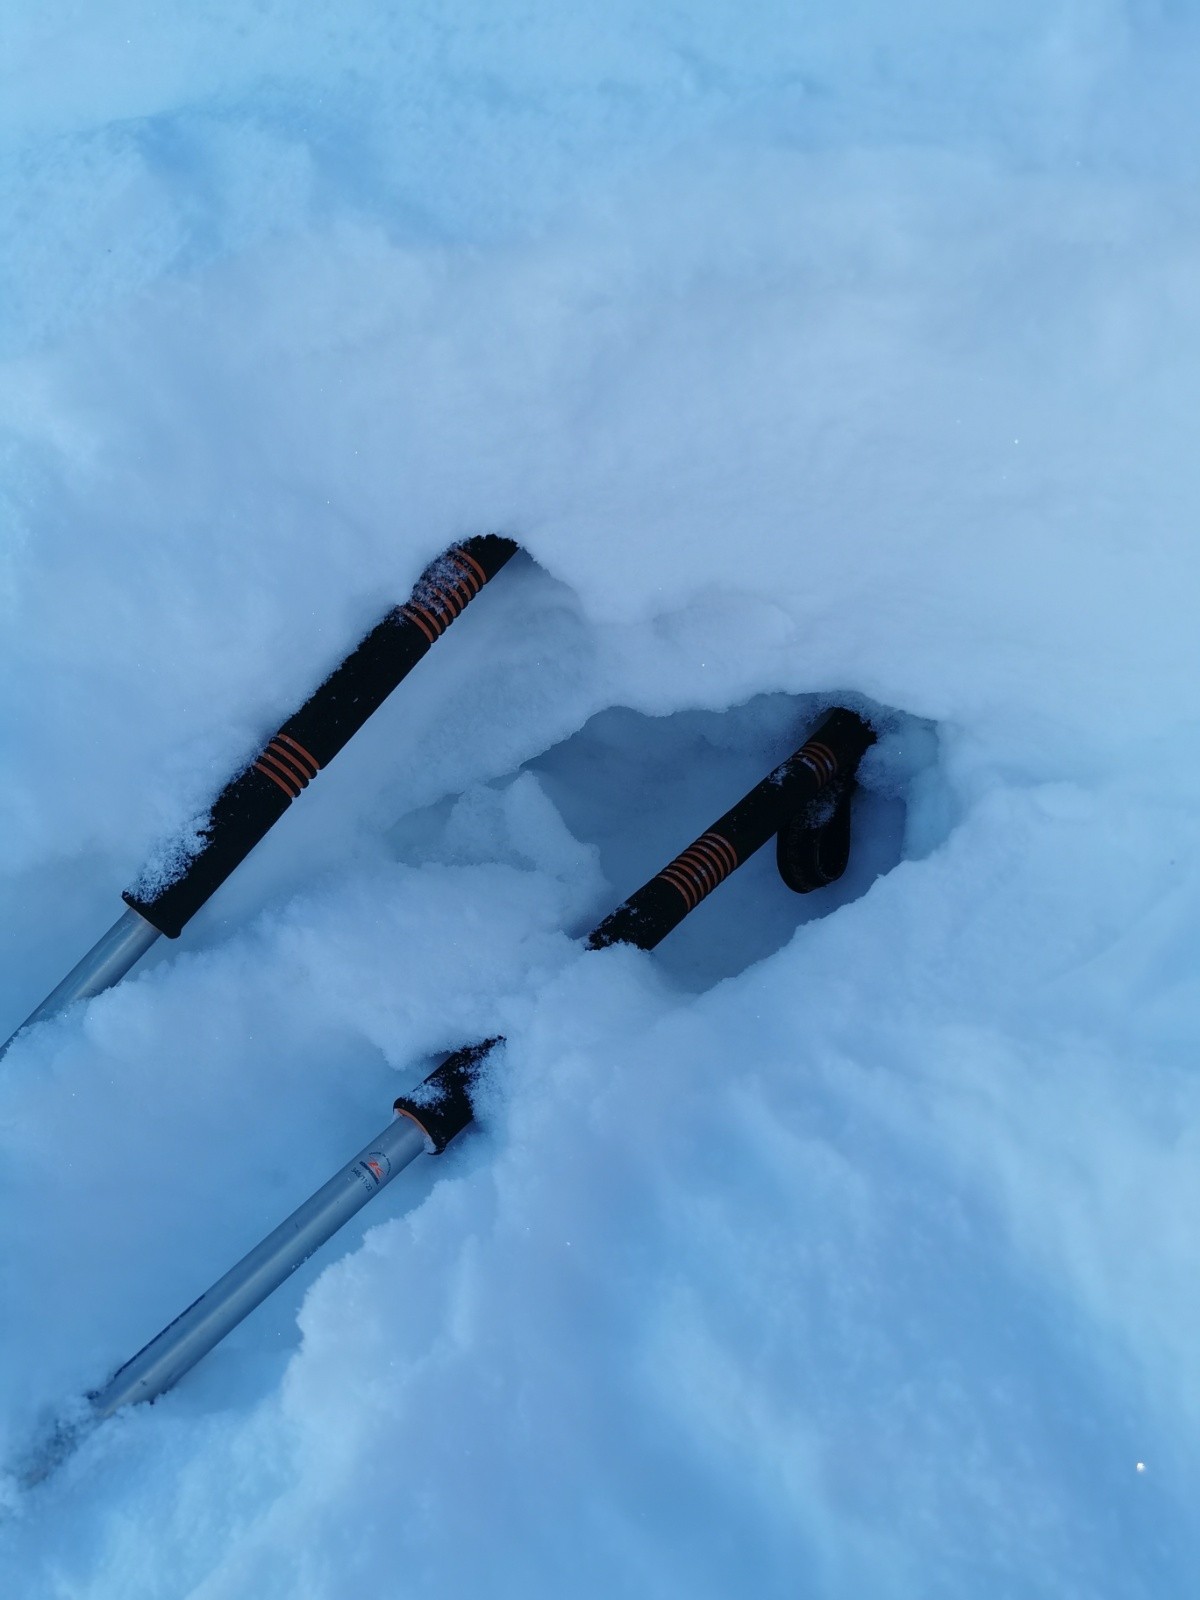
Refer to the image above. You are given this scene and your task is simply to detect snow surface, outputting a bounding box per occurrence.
[2,2,1200,1594]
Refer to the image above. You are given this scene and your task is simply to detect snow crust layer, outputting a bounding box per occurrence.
[2,3,1199,1595]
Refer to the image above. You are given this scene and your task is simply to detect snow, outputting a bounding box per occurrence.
[2,2,1199,1594]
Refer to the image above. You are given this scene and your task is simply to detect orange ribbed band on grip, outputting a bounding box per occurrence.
[795,739,837,785]
[657,830,740,912]
[253,735,321,800]
[398,549,488,644]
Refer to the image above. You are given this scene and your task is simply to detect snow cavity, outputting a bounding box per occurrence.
[391,692,938,988]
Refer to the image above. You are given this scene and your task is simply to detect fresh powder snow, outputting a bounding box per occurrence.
[1,3,1198,1596]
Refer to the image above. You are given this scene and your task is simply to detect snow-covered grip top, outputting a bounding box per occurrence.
[123,534,520,938]
[393,1037,504,1152]
[395,707,876,1153]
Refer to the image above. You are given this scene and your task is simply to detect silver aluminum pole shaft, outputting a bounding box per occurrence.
[91,1115,428,1419]
[1,908,161,1059]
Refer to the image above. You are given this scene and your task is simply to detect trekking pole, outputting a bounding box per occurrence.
[2,536,519,1059]
[86,708,874,1425]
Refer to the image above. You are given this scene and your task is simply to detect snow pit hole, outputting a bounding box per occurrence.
[390,692,945,990]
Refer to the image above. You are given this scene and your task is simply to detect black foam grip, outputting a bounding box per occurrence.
[587,707,875,952]
[393,1038,504,1152]
[123,535,519,936]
